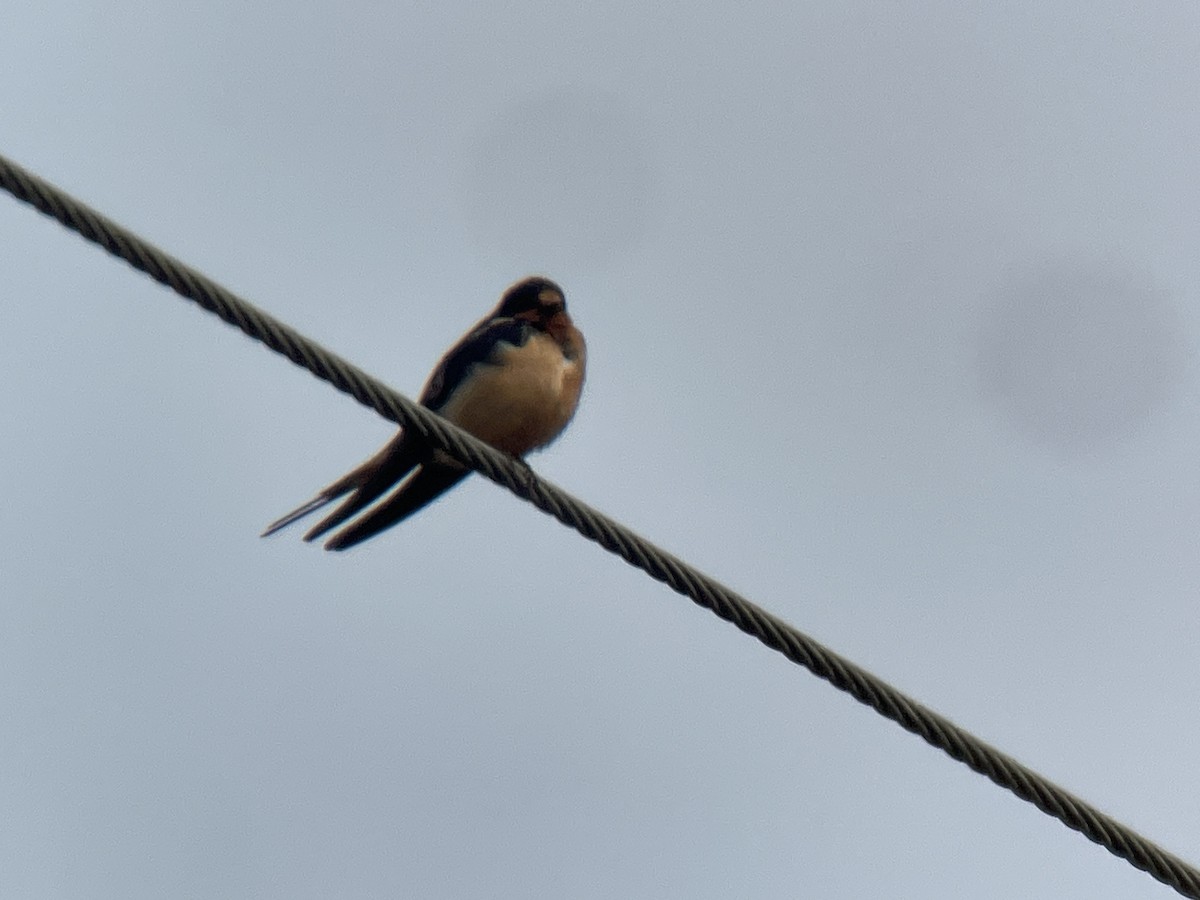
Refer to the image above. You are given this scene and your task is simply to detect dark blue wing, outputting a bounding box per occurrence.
[420,318,534,411]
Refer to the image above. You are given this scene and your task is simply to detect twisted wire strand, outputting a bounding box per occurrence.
[2,151,1196,899]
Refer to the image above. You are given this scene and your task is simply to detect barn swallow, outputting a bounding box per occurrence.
[262,276,586,551]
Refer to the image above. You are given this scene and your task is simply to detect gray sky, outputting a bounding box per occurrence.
[3,2,1199,897]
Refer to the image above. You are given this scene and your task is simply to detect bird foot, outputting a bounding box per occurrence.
[510,454,537,491]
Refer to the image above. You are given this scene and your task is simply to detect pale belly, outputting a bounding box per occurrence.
[438,335,584,455]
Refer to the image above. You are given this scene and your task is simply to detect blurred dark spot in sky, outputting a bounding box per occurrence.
[976,259,1189,456]
[461,88,655,269]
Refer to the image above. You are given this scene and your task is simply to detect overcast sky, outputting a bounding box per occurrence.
[3,2,1199,898]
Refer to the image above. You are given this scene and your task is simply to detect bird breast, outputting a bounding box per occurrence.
[439,331,585,455]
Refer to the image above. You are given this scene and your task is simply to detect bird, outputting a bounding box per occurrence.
[262,276,586,551]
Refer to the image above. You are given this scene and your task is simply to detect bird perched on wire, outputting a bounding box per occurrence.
[262,276,586,551]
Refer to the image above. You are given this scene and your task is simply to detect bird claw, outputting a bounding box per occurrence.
[510,454,537,490]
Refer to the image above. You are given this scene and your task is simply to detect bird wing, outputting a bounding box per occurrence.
[321,462,470,551]
[419,318,533,409]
